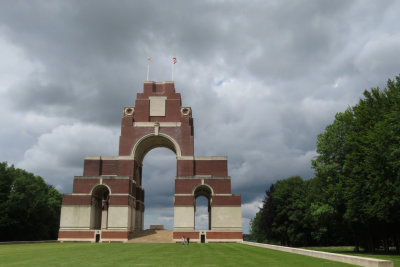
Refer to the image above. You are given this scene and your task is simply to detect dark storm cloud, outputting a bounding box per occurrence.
[142,148,175,208]
[0,0,358,123]
[1,1,156,126]
[1,0,400,233]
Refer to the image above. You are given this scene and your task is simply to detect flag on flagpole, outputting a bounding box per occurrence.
[147,56,152,62]
[171,57,177,81]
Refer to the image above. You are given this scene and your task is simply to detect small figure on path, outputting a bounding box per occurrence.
[186,237,190,245]
[181,236,185,246]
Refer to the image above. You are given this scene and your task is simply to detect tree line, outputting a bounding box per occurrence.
[251,75,400,253]
[0,162,62,241]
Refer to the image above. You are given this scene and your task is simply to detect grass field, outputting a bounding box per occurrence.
[305,246,400,267]
[0,242,357,267]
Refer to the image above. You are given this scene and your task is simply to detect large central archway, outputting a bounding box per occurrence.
[131,133,181,164]
[58,81,242,243]
[141,147,176,229]
[130,133,180,230]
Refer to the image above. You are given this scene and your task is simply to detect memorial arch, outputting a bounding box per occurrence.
[58,81,242,242]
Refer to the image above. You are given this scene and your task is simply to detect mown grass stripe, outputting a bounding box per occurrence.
[0,243,356,266]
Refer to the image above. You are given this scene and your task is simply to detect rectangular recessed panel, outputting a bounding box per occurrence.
[149,96,167,116]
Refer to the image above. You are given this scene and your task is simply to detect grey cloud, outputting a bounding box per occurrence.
[142,148,175,208]
[17,123,119,191]
[1,0,400,232]
[355,33,400,82]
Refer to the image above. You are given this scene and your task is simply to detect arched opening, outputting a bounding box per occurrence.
[194,185,212,230]
[142,147,176,230]
[131,133,181,163]
[131,134,180,231]
[90,185,110,230]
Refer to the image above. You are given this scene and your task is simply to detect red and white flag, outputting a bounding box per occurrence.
[172,57,177,64]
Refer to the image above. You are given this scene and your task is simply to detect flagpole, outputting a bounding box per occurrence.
[171,60,174,81]
[147,56,151,81]
[172,57,176,81]
[147,62,150,81]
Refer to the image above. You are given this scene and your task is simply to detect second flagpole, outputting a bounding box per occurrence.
[172,57,177,81]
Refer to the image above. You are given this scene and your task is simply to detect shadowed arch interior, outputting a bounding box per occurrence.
[193,184,213,198]
[132,133,181,164]
[91,185,110,230]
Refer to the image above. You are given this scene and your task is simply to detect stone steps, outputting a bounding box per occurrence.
[128,230,174,243]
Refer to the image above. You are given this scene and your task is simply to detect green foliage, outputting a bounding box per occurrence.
[252,75,400,253]
[252,177,313,246]
[271,177,309,246]
[250,210,264,242]
[0,162,62,241]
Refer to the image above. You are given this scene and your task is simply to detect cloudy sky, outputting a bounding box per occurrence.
[1,0,400,233]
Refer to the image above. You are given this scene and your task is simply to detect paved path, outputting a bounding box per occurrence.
[128,230,174,243]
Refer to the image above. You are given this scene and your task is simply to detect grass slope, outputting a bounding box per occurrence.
[305,246,400,267]
[0,243,356,267]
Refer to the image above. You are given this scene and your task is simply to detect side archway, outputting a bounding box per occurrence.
[194,184,213,230]
[90,184,110,230]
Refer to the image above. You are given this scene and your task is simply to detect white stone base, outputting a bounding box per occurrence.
[60,206,92,228]
[174,206,194,229]
[58,238,95,242]
[173,238,242,243]
[211,206,241,230]
[242,242,393,267]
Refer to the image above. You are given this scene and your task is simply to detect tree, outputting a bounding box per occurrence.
[0,162,62,241]
[253,177,312,246]
[342,83,400,252]
[251,184,276,243]
[250,210,264,242]
[311,110,354,246]
[312,75,400,253]
[252,75,400,253]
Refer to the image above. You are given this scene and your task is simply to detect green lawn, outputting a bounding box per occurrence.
[0,242,356,267]
[305,246,399,267]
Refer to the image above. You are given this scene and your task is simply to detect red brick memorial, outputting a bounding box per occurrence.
[58,81,242,243]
